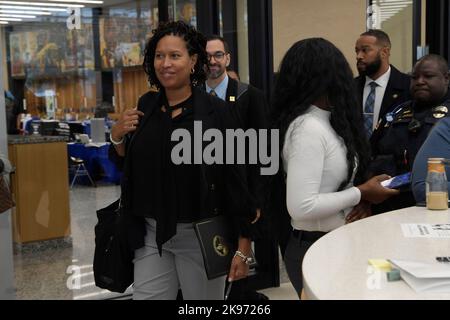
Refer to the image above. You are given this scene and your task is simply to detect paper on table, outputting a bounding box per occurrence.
[85,142,109,148]
[401,223,450,238]
[390,259,450,278]
[390,259,450,293]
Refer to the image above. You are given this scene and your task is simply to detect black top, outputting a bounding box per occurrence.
[130,95,200,223]
[109,88,257,253]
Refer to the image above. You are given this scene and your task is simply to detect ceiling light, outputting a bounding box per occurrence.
[0,17,22,21]
[0,13,35,18]
[0,5,66,11]
[0,1,84,8]
[379,0,412,3]
[0,20,8,23]
[0,10,51,15]
[379,5,409,9]
[49,0,103,3]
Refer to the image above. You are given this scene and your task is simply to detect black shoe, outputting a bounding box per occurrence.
[255,292,269,300]
[242,290,269,300]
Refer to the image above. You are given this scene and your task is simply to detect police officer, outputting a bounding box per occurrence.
[370,54,450,213]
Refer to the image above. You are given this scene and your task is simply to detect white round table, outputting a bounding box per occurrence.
[302,206,450,299]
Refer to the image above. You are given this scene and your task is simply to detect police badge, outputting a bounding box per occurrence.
[432,105,448,119]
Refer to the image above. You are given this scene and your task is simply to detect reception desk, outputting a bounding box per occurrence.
[302,206,450,300]
[8,135,71,244]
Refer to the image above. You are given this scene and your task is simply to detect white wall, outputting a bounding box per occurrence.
[381,5,413,73]
[272,0,367,75]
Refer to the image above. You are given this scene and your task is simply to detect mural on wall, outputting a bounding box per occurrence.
[99,7,157,69]
[9,32,37,77]
[168,0,197,27]
[9,24,95,78]
[178,0,197,27]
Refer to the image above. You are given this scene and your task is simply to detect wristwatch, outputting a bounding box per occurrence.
[234,250,254,265]
[109,132,124,145]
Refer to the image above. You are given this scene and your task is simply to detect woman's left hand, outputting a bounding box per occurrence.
[345,200,372,223]
[228,255,249,282]
[228,237,252,281]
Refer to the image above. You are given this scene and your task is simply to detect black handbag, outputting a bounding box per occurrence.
[93,199,134,293]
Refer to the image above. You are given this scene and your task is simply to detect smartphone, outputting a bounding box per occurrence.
[381,172,412,189]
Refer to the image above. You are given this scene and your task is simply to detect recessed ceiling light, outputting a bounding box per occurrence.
[0,5,66,11]
[49,0,103,3]
[0,10,51,15]
[0,1,84,8]
[0,17,22,21]
[0,13,35,18]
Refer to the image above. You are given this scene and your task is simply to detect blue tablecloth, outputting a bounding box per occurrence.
[67,142,122,184]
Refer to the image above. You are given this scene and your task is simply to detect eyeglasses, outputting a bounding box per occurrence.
[207,51,226,61]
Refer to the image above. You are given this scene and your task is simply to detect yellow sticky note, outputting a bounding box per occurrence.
[368,259,392,272]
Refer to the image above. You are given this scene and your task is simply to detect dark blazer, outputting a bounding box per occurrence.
[355,65,411,123]
[109,87,257,251]
[224,78,269,208]
[225,78,269,134]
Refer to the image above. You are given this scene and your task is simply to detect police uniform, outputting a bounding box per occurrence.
[369,93,450,213]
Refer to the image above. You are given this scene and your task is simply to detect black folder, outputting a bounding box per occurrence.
[193,215,256,280]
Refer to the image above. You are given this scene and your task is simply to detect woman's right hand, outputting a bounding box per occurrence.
[357,174,400,204]
[110,108,145,142]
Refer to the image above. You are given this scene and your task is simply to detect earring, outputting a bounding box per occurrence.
[191,67,195,74]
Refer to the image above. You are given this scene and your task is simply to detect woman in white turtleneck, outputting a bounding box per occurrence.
[271,38,398,298]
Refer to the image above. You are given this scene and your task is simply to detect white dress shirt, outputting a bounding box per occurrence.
[205,75,229,101]
[363,66,391,129]
[282,105,361,232]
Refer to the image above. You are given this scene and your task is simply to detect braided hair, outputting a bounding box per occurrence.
[143,21,208,88]
[271,38,370,186]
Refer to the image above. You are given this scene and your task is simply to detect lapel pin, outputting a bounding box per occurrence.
[229,96,235,102]
[393,94,398,99]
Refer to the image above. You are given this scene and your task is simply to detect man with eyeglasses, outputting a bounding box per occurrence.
[205,35,269,301]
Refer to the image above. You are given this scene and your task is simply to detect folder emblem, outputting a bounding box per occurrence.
[213,235,229,257]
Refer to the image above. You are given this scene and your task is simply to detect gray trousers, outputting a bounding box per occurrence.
[133,218,226,300]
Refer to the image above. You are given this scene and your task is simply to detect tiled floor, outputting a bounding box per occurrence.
[12,184,298,300]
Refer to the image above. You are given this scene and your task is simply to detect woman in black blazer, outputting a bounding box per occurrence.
[109,21,257,300]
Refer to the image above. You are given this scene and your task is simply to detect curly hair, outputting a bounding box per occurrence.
[272,37,370,188]
[143,21,208,88]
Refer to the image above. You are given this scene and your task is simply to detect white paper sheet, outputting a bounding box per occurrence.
[401,223,450,238]
[390,259,450,293]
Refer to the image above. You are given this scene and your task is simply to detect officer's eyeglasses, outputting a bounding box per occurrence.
[207,51,226,62]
